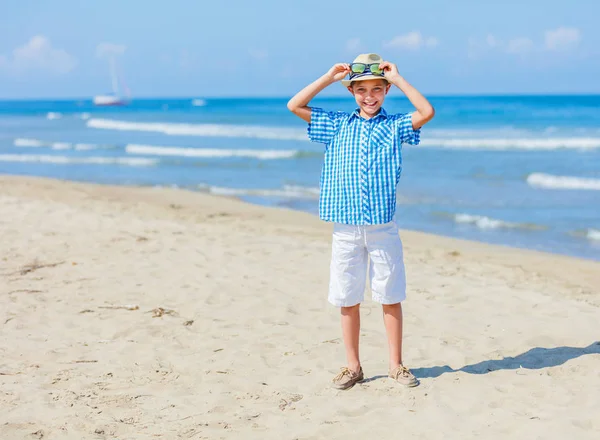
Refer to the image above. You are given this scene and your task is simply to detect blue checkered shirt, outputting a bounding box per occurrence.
[308,107,420,225]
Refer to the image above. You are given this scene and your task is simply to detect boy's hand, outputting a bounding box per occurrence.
[380,61,401,82]
[326,63,351,82]
[379,61,435,129]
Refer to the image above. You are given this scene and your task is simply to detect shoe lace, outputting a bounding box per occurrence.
[391,365,412,380]
[333,367,353,382]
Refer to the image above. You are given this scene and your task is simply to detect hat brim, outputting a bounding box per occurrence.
[341,75,388,87]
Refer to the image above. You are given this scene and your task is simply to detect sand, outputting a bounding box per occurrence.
[1,175,599,440]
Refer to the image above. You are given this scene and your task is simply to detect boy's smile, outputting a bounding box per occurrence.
[348,79,391,119]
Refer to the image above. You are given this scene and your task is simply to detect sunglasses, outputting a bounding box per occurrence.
[350,63,384,76]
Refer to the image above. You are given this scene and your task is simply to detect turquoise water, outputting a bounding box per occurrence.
[0,95,599,260]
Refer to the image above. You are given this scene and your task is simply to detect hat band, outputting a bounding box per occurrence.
[349,71,385,80]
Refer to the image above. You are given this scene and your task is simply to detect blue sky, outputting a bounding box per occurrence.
[0,0,598,98]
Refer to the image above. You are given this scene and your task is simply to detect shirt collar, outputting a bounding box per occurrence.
[350,107,388,121]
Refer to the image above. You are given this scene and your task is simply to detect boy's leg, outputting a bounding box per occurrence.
[329,224,367,389]
[367,222,418,386]
[382,302,418,386]
[332,304,364,389]
[382,302,404,369]
[341,304,361,373]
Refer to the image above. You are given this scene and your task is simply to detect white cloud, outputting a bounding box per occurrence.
[96,42,126,58]
[383,32,438,50]
[469,34,535,57]
[425,36,439,48]
[506,37,534,55]
[345,37,365,53]
[0,35,77,74]
[545,27,581,51]
[485,34,501,48]
[248,49,268,60]
[468,34,501,58]
[469,27,582,59]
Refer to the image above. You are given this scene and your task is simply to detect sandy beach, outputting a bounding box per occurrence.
[1,174,599,440]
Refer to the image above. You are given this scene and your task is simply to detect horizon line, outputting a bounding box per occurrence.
[1,92,600,102]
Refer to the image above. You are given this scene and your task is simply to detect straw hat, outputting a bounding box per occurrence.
[341,53,388,86]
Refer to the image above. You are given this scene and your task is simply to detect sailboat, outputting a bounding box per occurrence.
[94,56,130,106]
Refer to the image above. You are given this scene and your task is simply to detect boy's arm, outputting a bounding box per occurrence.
[287,63,351,123]
[380,61,435,130]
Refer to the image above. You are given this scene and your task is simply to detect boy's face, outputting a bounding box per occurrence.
[347,79,391,118]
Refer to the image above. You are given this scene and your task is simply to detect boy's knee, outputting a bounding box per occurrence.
[341,304,360,314]
[382,302,402,311]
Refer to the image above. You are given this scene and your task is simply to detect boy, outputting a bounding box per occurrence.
[287,53,435,390]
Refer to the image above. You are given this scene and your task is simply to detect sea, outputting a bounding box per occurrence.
[0,95,599,261]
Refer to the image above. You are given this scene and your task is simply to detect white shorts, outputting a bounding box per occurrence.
[329,221,406,307]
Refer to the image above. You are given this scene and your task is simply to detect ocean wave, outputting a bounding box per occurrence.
[526,173,600,190]
[14,138,45,147]
[74,143,98,150]
[191,99,206,107]
[14,137,318,159]
[427,127,529,137]
[586,229,600,241]
[51,142,71,150]
[569,228,600,242]
[437,212,545,230]
[125,144,298,159]
[455,213,519,229]
[85,118,600,149]
[198,184,320,199]
[422,137,600,150]
[87,118,308,141]
[0,154,157,166]
[46,112,62,120]
[14,138,113,151]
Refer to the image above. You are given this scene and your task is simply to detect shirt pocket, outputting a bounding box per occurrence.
[368,123,397,172]
[370,123,394,147]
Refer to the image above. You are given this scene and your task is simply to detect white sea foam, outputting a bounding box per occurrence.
[74,143,97,150]
[191,99,206,107]
[422,137,600,150]
[586,229,600,241]
[46,112,62,120]
[282,184,320,197]
[125,144,298,159]
[451,213,543,230]
[427,127,529,137]
[453,214,516,229]
[570,228,600,241]
[87,118,308,141]
[199,184,319,199]
[51,142,72,150]
[14,138,110,151]
[14,138,45,147]
[0,154,157,166]
[13,137,300,159]
[527,173,600,190]
[86,118,600,149]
